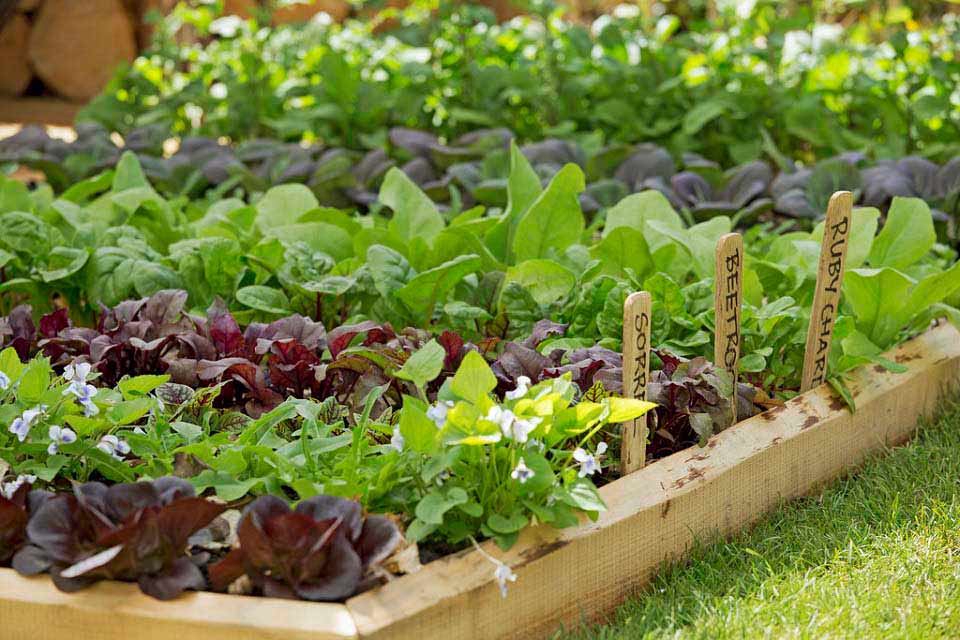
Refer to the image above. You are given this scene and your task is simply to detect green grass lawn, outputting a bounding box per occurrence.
[560,400,960,640]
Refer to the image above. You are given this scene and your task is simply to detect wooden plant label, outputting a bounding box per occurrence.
[621,291,652,475]
[714,233,743,422]
[800,190,854,393]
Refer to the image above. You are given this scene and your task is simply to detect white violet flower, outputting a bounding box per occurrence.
[470,537,517,599]
[486,406,540,443]
[97,435,130,461]
[62,362,92,386]
[8,405,46,442]
[494,561,518,598]
[573,442,607,478]
[66,382,99,417]
[1,474,36,500]
[426,400,454,429]
[505,375,531,400]
[0,371,9,391]
[47,425,77,455]
[389,425,404,453]
[510,457,534,484]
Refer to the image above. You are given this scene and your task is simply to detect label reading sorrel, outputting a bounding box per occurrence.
[621,291,651,475]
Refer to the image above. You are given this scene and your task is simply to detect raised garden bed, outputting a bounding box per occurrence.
[3,321,958,640]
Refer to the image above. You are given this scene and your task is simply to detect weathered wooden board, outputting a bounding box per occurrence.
[346,323,960,639]
[1,324,958,640]
[0,571,358,640]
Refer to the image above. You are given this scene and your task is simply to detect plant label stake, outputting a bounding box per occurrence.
[621,291,652,475]
[714,233,743,423]
[801,191,854,393]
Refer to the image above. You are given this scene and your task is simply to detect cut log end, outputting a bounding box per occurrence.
[0,14,32,96]
[28,0,138,102]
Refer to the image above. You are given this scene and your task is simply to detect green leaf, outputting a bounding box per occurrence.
[451,351,496,403]
[255,184,320,233]
[560,481,606,512]
[843,267,914,347]
[366,244,416,299]
[396,254,482,315]
[487,511,529,534]
[396,340,446,389]
[602,190,683,242]
[18,358,51,404]
[868,197,935,270]
[236,285,291,315]
[0,211,56,256]
[605,397,657,422]
[682,99,727,135]
[505,140,542,223]
[415,487,469,525]
[813,207,879,269]
[107,397,154,425]
[0,347,24,382]
[266,223,353,262]
[381,168,445,246]
[118,375,169,399]
[39,247,89,283]
[112,152,150,191]
[398,396,440,454]
[502,260,576,306]
[589,226,653,278]
[513,164,585,261]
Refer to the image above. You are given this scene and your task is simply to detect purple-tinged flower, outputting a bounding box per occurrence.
[573,442,608,477]
[47,425,77,455]
[97,435,130,461]
[8,406,46,443]
[510,458,534,484]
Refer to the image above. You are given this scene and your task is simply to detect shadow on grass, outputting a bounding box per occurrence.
[558,399,960,639]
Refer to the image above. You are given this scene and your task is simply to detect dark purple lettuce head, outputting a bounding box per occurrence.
[13,477,225,600]
[0,476,50,565]
[209,495,401,601]
[647,351,761,456]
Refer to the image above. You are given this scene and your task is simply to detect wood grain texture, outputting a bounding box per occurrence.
[621,291,651,475]
[347,323,960,640]
[0,13,32,96]
[28,0,137,101]
[801,191,854,392]
[0,571,358,640]
[713,232,743,421]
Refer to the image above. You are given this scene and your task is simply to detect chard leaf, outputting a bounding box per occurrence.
[513,164,585,262]
[236,285,291,315]
[589,226,653,279]
[381,168,445,246]
[502,259,576,306]
[602,190,683,243]
[395,254,482,316]
[868,197,935,270]
[255,184,320,233]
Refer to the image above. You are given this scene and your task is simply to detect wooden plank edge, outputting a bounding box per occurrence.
[0,571,358,640]
[346,322,960,640]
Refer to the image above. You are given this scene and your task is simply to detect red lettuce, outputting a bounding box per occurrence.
[12,477,226,600]
[209,495,401,601]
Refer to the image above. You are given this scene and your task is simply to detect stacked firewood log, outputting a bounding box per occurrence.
[0,0,355,103]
